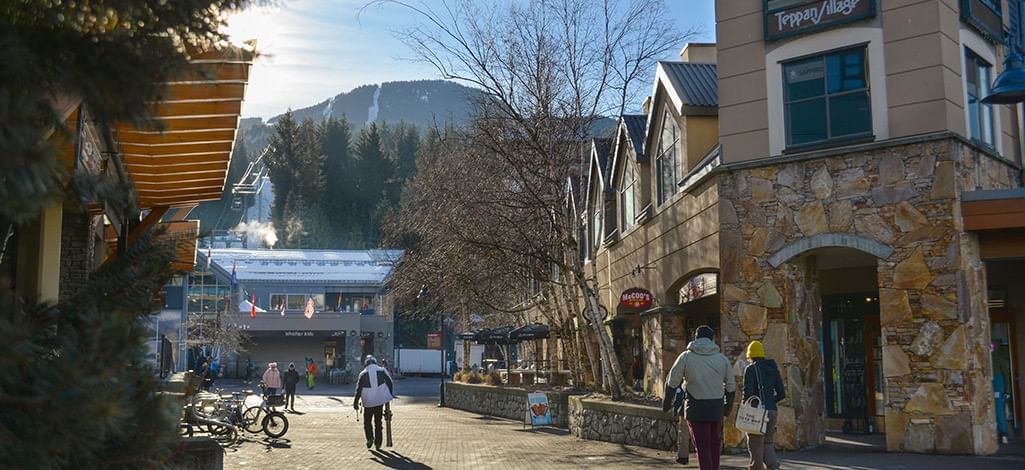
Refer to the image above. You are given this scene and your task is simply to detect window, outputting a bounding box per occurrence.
[620,163,637,232]
[590,200,601,254]
[270,293,325,312]
[783,47,871,148]
[331,294,375,313]
[965,49,995,147]
[656,111,679,206]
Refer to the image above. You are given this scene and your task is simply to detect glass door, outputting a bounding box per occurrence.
[992,311,1020,436]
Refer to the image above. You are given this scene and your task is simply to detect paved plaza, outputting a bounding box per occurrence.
[218,378,1025,470]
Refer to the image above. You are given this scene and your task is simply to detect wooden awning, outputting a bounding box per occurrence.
[961,189,1025,231]
[114,46,254,209]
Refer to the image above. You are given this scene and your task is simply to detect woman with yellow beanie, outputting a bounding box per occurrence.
[743,340,786,470]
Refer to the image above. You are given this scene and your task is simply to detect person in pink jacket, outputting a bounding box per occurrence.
[262,362,282,395]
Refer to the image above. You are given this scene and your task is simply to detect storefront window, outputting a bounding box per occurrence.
[187,269,229,316]
[271,293,325,312]
[783,47,871,148]
[965,49,995,147]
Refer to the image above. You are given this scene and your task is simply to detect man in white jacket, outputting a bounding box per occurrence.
[353,355,395,450]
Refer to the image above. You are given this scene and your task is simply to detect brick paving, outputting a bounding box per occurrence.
[219,378,1025,470]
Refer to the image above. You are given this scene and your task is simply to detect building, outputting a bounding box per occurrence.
[713,0,1025,455]
[193,248,401,377]
[0,46,254,373]
[585,43,722,396]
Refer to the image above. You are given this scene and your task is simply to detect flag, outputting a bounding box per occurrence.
[230,261,238,291]
[250,293,257,319]
[206,246,212,270]
[304,297,315,319]
[280,299,286,316]
[336,292,342,312]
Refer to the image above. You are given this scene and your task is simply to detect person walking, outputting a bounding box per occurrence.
[262,362,282,396]
[245,358,255,384]
[743,341,785,470]
[353,355,395,451]
[665,325,736,470]
[283,362,301,412]
[306,358,318,390]
[200,358,214,392]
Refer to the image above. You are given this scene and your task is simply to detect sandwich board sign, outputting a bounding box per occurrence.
[526,392,553,427]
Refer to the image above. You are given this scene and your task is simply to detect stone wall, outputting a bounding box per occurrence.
[568,396,677,451]
[58,207,95,303]
[443,382,578,428]
[717,135,1016,455]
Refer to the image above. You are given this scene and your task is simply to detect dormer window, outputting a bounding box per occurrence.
[620,163,637,232]
[656,110,680,206]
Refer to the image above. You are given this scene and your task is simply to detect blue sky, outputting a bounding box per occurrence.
[226,1,716,119]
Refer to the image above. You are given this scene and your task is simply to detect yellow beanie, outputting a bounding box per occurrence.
[747,340,765,359]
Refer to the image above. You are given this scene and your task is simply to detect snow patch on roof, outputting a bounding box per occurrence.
[203,248,403,284]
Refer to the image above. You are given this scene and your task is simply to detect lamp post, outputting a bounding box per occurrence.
[418,285,445,407]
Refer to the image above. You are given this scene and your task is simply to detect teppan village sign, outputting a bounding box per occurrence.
[764,0,875,41]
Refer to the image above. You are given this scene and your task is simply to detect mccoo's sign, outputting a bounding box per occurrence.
[619,287,654,311]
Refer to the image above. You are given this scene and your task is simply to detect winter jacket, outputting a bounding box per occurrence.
[283,369,301,389]
[262,363,282,389]
[743,358,786,411]
[354,364,395,408]
[665,337,736,422]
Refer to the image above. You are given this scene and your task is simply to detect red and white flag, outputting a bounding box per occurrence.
[304,297,315,319]
[206,247,212,270]
[250,293,257,319]
[280,299,286,316]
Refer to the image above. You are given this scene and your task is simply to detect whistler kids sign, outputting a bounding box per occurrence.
[619,287,654,311]
[764,0,875,41]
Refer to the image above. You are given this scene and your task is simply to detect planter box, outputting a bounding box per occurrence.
[568,396,678,451]
[444,382,582,428]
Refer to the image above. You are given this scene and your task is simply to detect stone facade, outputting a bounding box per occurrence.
[58,207,96,304]
[718,135,1021,455]
[567,396,677,451]
[443,382,579,428]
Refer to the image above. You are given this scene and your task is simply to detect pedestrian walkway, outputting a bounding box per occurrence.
[221,378,1025,469]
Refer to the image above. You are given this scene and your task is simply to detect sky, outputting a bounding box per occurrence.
[224,1,717,119]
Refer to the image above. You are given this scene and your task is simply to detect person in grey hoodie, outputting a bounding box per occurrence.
[665,325,736,470]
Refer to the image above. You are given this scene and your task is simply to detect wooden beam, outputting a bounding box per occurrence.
[120,115,239,132]
[132,172,226,184]
[963,198,1025,231]
[120,141,234,156]
[125,206,170,248]
[138,192,224,206]
[150,100,243,118]
[171,63,251,83]
[160,83,247,103]
[980,229,1025,260]
[125,161,228,174]
[116,129,236,145]
[123,153,231,165]
[137,186,225,198]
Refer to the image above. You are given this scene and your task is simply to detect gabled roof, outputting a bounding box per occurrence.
[659,62,717,108]
[621,114,647,161]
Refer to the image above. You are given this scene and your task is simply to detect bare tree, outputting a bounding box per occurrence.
[375,0,692,399]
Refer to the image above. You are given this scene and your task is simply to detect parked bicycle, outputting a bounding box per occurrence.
[241,384,289,438]
[180,389,242,446]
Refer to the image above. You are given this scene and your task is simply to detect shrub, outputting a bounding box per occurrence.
[484,370,502,386]
[466,372,484,384]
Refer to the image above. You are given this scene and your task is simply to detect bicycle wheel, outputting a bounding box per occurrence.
[242,407,263,433]
[262,411,289,438]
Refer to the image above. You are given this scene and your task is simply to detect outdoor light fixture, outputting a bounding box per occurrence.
[983,34,1025,104]
[378,332,384,338]
[349,330,357,336]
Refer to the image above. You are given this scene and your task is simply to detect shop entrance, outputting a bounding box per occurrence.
[822,293,882,434]
[986,259,1025,449]
[804,246,885,449]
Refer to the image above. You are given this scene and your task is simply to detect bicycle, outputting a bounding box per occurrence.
[241,385,289,438]
[180,389,242,446]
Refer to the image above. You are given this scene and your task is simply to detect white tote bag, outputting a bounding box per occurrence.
[735,396,768,435]
[735,365,768,435]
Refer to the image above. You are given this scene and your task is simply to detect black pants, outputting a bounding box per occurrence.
[284,386,296,409]
[363,405,383,447]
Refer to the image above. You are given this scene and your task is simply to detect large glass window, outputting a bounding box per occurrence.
[270,293,324,312]
[620,163,637,232]
[965,49,995,147]
[656,111,679,206]
[187,270,229,315]
[590,199,601,254]
[783,47,871,147]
